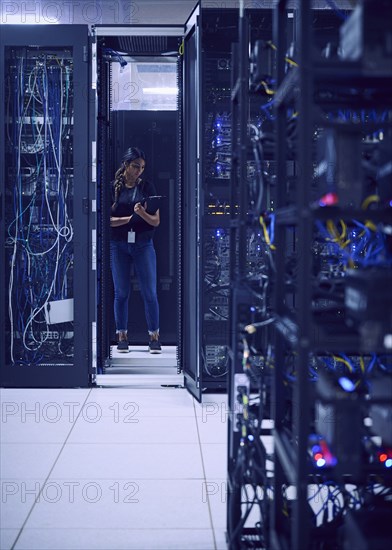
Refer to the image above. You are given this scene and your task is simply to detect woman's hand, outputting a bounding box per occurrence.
[134,202,146,215]
[133,202,160,227]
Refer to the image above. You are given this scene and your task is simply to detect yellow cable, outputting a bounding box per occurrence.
[285,57,299,67]
[362,194,379,210]
[327,220,351,249]
[326,220,340,242]
[333,355,353,373]
[339,220,347,240]
[359,356,365,374]
[178,40,184,56]
[365,220,377,232]
[260,80,275,95]
[267,41,298,66]
[357,220,377,238]
[259,216,276,250]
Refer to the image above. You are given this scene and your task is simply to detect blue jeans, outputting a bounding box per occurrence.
[110,239,159,334]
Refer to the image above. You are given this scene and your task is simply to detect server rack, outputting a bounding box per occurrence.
[92,24,183,373]
[0,25,91,387]
[94,28,112,375]
[226,7,279,547]
[227,11,254,546]
[271,2,392,548]
[183,6,242,400]
[226,1,392,547]
[182,6,276,400]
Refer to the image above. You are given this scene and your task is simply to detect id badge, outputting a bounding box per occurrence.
[128,231,136,243]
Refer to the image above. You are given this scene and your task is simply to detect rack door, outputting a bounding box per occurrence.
[182,4,203,401]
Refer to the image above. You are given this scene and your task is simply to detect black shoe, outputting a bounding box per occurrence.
[117,331,129,353]
[117,340,129,353]
[149,339,162,354]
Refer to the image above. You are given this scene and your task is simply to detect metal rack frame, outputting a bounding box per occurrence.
[271,1,392,548]
[0,25,91,388]
[226,1,392,547]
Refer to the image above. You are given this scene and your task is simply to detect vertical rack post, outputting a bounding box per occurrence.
[293,1,313,548]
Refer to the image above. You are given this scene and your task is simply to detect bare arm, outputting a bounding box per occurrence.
[110,214,133,227]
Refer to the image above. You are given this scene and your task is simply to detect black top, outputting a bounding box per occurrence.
[110,179,158,241]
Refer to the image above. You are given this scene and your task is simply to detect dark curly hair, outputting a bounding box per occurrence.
[114,147,146,191]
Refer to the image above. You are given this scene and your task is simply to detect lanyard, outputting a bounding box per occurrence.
[123,185,137,204]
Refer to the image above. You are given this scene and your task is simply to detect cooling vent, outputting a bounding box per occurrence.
[118,36,168,54]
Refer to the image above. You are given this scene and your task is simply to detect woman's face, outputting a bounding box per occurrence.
[125,157,145,185]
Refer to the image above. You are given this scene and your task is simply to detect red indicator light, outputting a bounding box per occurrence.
[314,453,323,461]
[319,192,339,207]
[379,453,388,462]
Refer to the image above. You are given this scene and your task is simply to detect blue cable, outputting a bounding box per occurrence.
[367,354,377,374]
[269,214,275,245]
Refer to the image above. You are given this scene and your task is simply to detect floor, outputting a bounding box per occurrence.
[0,347,229,550]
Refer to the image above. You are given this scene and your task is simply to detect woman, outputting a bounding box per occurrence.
[110,147,161,353]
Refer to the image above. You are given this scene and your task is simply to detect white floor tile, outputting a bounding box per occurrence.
[0,388,90,404]
[0,529,20,550]
[68,415,199,444]
[205,482,228,530]
[23,480,212,530]
[0,443,62,479]
[85,387,195,417]
[0,478,45,529]
[0,385,232,550]
[196,413,228,444]
[201,444,228,480]
[14,528,216,550]
[49,443,204,479]
[0,418,73,445]
[0,392,90,444]
[193,394,228,418]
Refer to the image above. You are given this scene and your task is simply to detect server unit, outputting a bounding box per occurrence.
[183,6,239,400]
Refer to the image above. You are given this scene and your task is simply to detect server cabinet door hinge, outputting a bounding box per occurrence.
[83,198,89,214]
[83,46,88,62]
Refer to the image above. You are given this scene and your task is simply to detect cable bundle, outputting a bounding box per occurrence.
[5,50,74,365]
